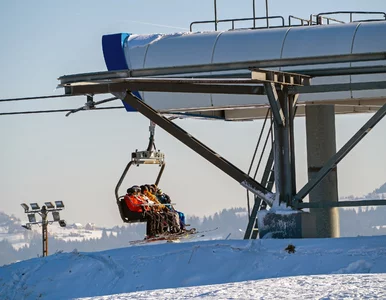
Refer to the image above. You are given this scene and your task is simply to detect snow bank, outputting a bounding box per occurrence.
[0,235,385,299]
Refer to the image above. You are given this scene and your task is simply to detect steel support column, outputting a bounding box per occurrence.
[265,83,294,206]
[289,94,298,196]
[280,88,293,206]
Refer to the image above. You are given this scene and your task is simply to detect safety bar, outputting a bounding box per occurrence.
[190,16,285,32]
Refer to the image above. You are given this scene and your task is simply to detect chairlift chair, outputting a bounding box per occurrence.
[115,149,166,223]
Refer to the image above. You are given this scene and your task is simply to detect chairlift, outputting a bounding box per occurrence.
[114,121,166,223]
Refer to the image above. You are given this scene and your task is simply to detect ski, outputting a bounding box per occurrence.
[129,229,196,245]
[166,233,205,243]
[129,227,218,246]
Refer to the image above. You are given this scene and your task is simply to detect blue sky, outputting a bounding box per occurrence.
[1,0,386,227]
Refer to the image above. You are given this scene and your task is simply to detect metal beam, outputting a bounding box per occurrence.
[291,81,386,94]
[63,77,386,99]
[65,80,266,96]
[58,65,386,86]
[122,91,274,205]
[59,51,386,84]
[252,69,310,86]
[295,199,386,208]
[264,83,285,126]
[291,65,386,77]
[294,103,386,203]
[194,65,386,79]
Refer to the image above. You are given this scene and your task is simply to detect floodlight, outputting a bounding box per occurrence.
[44,202,54,209]
[52,211,60,222]
[55,201,65,209]
[22,224,32,230]
[27,213,36,223]
[30,203,40,210]
[21,203,29,213]
[59,220,67,228]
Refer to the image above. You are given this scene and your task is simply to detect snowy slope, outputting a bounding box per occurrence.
[78,274,386,299]
[1,235,386,299]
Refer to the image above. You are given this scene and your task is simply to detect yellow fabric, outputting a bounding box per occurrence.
[145,191,165,211]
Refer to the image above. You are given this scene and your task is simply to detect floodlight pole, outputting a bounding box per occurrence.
[41,206,48,257]
[21,201,66,257]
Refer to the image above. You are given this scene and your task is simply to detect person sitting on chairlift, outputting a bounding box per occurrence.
[149,184,184,233]
[138,185,166,235]
[124,186,158,238]
[154,185,187,231]
[145,184,181,234]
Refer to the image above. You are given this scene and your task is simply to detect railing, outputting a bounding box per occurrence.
[316,11,386,24]
[190,16,285,32]
[314,14,345,25]
[189,11,386,32]
[288,15,314,26]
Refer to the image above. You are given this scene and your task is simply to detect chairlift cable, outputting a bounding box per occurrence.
[0,106,125,116]
[0,94,78,103]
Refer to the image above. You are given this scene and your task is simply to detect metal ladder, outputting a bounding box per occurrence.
[244,110,275,239]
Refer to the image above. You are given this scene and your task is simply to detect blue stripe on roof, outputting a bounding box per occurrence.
[102,33,141,112]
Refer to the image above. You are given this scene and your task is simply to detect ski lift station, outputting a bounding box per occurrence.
[56,11,386,239]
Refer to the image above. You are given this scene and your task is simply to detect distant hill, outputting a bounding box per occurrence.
[340,181,386,200]
[0,212,22,234]
[374,182,386,194]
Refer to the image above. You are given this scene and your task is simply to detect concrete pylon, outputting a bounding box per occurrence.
[305,105,340,238]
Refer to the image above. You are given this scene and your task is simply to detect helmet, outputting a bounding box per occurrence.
[132,185,141,193]
[148,184,156,194]
[126,187,134,195]
[164,194,171,203]
[140,185,149,193]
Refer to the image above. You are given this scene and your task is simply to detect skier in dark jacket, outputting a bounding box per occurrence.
[153,186,187,231]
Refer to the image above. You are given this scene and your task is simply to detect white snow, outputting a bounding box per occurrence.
[125,32,193,50]
[1,235,386,299]
[78,274,386,300]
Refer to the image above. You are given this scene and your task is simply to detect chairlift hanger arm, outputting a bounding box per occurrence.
[65,96,118,117]
[122,91,274,206]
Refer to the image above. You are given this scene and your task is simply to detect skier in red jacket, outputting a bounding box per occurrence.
[124,186,158,238]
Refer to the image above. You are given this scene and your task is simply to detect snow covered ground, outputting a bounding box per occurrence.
[79,274,386,299]
[1,235,386,299]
